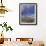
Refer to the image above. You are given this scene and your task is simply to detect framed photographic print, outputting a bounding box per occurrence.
[19,3,37,25]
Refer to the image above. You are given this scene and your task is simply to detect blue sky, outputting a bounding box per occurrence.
[21,5,35,16]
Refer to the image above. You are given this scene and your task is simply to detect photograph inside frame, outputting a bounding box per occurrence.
[19,3,37,25]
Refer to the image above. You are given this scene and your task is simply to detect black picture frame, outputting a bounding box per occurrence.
[19,3,37,25]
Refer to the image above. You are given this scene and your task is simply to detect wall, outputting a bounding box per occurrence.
[0,0,46,45]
